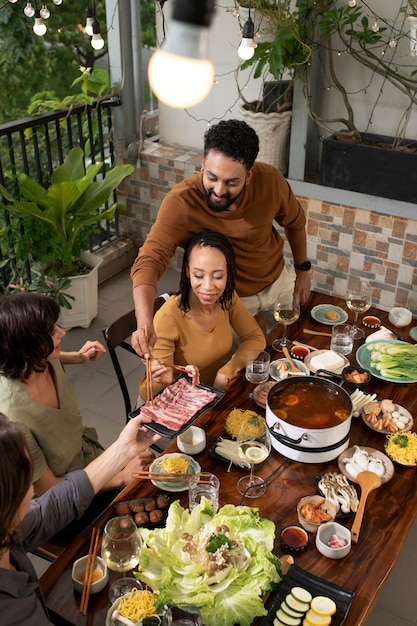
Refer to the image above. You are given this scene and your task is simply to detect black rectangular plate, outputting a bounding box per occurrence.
[209,436,250,469]
[129,377,225,439]
[259,564,354,626]
[114,493,170,528]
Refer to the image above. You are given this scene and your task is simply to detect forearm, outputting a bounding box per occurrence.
[285,227,308,265]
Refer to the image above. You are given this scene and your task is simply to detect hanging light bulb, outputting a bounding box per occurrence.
[23,1,35,17]
[238,13,256,60]
[148,0,215,109]
[33,9,47,35]
[8,0,19,4]
[85,6,94,37]
[91,18,104,50]
[39,4,50,19]
[53,0,63,4]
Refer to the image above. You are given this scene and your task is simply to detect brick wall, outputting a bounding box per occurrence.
[118,141,417,316]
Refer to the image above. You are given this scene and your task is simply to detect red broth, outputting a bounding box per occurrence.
[269,381,351,429]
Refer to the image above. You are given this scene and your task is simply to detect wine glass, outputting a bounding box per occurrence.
[101,515,143,603]
[272,293,300,351]
[236,416,271,498]
[346,281,372,338]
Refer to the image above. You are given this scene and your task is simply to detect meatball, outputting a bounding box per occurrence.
[144,498,157,512]
[115,502,131,516]
[129,500,145,513]
[134,512,150,526]
[149,509,164,524]
[156,495,170,510]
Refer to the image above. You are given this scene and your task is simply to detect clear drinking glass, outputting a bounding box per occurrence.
[245,350,270,384]
[163,605,203,626]
[188,472,220,512]
[101,515,143,603]
[330,324,355,356]
[236,416,271,498]
[346,281,372,338]
[272,293,300,351]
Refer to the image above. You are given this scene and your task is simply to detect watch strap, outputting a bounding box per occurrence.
[294,260,311,271]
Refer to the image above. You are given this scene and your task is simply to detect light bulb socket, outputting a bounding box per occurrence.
[172,0,215,28]
[242,16,254,39]
[92,18,101,35]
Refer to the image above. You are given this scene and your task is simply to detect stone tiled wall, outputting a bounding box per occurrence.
[118,141,417,316]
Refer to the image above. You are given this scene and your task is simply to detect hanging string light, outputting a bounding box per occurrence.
[238,6,256,60]
[8,0,63,36]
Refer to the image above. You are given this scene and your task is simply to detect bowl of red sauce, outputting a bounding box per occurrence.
[280,525,308,551]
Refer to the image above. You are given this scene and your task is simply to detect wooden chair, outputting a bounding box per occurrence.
[102,293,170,423]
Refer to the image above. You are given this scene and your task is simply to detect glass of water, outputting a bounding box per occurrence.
[188,472,220,512]
[163,605,202,626]
[245,350,270,384]
[330,324,355,356]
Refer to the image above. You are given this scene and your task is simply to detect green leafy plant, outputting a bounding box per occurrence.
[0,147,134,277]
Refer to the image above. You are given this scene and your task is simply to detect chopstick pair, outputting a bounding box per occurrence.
[132,471,193,481]
[80,527,101,615]
[144,325,153,405]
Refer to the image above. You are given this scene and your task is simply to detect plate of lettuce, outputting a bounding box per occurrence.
[135,498,282,626]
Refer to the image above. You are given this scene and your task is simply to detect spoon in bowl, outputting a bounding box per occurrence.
[283,347,304,374]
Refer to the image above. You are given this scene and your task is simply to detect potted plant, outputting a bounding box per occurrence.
[0,147,134,328]
[234,0,312,174]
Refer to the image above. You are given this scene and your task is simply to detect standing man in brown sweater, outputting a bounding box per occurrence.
[130,119,311,358]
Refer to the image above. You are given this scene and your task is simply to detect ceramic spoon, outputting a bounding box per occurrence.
[283,347,304,374]
[351,470,382,543]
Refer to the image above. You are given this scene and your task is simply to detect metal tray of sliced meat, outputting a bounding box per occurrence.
[129,376,225,438]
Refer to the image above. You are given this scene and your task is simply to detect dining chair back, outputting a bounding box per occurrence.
[102,293,170,422]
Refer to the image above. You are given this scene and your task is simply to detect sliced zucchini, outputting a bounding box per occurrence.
[291,586,313,605]
[285,594,310,614]
[310,596,337,616]
[275,609,302,626]
[281,600,307,619]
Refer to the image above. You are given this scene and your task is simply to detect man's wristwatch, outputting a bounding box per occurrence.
[294,260,311,271]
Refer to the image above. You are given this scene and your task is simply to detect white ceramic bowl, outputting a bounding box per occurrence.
[316,521,352,559]
[72,555,108,594]
[297,495,337,533]
[388,307,412,327]
[177,426,206,455]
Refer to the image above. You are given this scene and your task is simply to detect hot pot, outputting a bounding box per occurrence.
[265,376,353,463]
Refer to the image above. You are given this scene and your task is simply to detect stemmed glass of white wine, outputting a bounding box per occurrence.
[101,515,143,603]
[346,281,372,339]
[272,292,300,352]
[236,416,271,498]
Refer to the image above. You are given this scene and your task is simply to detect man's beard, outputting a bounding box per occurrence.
[202,184,246,213]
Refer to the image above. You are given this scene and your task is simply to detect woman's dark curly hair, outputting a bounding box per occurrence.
[0,292,60,382]
[0,413,33,553]
[203,119,259,170]
[178,231,236,313]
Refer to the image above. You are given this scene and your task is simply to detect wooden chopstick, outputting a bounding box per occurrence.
[144,325,153,405]
[132,471,194,481]
[303,328,332,337]
[166,363,189,373]
[80,527,100,615]
[292,340,320,351]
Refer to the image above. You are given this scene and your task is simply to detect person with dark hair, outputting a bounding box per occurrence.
[0,292,155,496]
[130,118,311,359]
[0,412,160,626]
[139,231,265,399]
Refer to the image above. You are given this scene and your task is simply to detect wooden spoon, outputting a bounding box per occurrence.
[283,347,302,373]
[351,471,382,543]
[303,328,333,337]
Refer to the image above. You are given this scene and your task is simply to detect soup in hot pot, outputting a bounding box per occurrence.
[269,380,351,429]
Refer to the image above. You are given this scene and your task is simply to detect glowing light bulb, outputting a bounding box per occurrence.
[238,16,255,60]
[85,7,94,36]
[8,0,19,4]
[53,0,63,4]
[348,0,356,7]
[40,5,50,19]
[389,39,397,49]
[91,19,104,50]
[372,21,379,32]
[148,21,214,108]
[33,16,47,36]
[24,2,35,17]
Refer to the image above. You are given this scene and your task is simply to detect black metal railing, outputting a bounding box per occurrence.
[0,96,121,292]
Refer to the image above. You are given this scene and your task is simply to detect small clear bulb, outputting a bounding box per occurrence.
[24,1,35,17]
[39,4,50,19]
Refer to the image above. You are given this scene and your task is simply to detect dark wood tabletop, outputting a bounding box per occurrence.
[40,291,417,626]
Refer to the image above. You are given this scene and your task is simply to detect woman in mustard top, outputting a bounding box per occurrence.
[140,231,265,399]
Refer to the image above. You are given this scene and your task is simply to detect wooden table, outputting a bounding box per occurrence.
[40,291,417,626]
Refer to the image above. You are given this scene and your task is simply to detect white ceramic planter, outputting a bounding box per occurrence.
[239,104,292,175]
[58,251,102,330]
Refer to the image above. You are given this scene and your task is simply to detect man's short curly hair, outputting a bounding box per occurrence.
[203,119,259,170]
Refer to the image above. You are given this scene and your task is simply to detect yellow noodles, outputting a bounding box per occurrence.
[118,588,160,622]
[225,409,265,438]
[385,432,417,466]
[156,456,190,474]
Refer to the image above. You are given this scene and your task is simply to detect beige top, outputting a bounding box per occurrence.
[0,359,104,481]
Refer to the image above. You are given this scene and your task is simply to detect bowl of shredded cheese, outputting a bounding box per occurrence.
[385,432,417,466]
[106,588,161,626]
[149,453,201,492]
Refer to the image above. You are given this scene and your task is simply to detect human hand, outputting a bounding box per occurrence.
[120,449,157,485]
[118,414,162,454]
[294,271,311,306]
[132,322,156,359]
[77,340,106,362]
[212,372,230,390]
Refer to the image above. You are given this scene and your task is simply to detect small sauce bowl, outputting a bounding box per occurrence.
[280,525,308,551]
[72,555,108,594]
[290,346,310,361]
[177,426,206,455]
